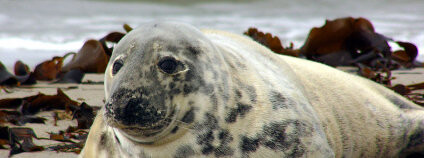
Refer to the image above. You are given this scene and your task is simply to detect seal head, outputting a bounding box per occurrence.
[103,22,218,144]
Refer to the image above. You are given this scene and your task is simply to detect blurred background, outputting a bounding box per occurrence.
[0,0,423,68]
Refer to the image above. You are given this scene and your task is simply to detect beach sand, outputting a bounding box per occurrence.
[1,68,423,158]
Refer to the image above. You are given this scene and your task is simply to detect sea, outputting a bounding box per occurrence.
[0,0,423,69]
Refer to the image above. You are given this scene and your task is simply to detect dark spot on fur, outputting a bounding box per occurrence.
[169,82,176,89]
[246,85,257,103]
[204,113,219,130]
[235,90,242,99]
[173,74,182,82]
[239,120,310,157]
[174,145,195,158]
[98,132,115,156]
[270,91,287,109]
[263,121,308,157]
[407,130,424,148]
[202,144,214,155]
[218,130,231,141]
[197,131,215,155]
[194,113,235,156]
[171,126,179,134]
[167,45,178,53]
[240,136,260,152]
[225,103,252,123]
[181,108,195,123]
[170,88,182,96]
[188,46,200,55]
[99,132,108,149]
[185,68,195,81]
[214,129,234,157]
[184,84,194,94]
[235,81,257,103]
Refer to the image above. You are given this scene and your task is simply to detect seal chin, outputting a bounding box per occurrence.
[114,127,162,144]
[107,118,172,140]
[106,109,179,144]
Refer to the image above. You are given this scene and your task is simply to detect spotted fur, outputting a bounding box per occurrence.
[80,21,424,158]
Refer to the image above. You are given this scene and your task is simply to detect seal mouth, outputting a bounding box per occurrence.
[114,115,173,137]
[105,103,178,143]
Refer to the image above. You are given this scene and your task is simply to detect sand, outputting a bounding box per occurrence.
[0,74,104,158]
[0,68,423,158]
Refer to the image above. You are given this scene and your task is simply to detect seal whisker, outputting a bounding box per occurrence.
[160,118,196,132]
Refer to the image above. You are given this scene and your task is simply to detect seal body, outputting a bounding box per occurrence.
[80,22,424,158]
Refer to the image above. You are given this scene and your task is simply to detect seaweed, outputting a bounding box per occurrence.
[0,89,99,156]
[392,82,424,106]
[244,28,299,57]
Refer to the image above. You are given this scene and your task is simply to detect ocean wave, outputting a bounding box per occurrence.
[0,38,83,51]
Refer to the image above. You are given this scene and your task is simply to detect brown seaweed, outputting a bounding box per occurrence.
[8,127,44,156]
[13,61,30,76]
[392,41,419,68]
[33,56,64,81]
[0,62,19,86]
[72,102,95,129]
[300,17,392,67]
[391,82,424,106]
[14,60,37,85]
[244,27,299,57]
[55,69,85,84]
[0,89,98,155]
[99,31,126,57]
[123,23,133,33]
[61,39,110,73]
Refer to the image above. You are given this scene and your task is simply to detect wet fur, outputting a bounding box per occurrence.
[80,22,424,158]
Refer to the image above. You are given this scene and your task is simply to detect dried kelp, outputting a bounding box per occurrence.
[99,32,126,57]
[0,24,131,86]
[61,40,110,73]
[33,57,64,81]
[298,17,421,69]
[55,69,85,84]
[8,127,44,156]
[0,126,88,156]
[0,61,36,87]
[299,17,392,67]
[244,28,299,57]
[62,25,127,74]
[14,61,30,76]
[357,63,393,86]
[0,89,99,156]
[72,102,96,129]
[244,17,420,69]
[0,110,46,125]
[123,23,133,33]
[392,82,424,106]
[0,62,19,86]
[392,41,419,68]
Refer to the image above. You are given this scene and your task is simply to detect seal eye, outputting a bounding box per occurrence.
[158,57,178,74]
[112,60,123,75]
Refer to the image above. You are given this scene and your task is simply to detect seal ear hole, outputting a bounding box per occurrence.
[112,59,124,76]
[157,56,185,74]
